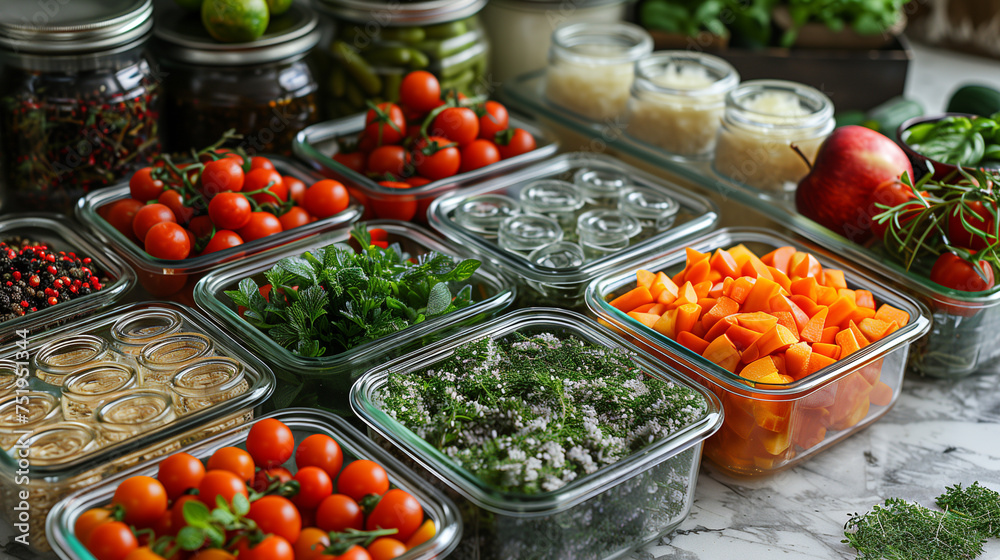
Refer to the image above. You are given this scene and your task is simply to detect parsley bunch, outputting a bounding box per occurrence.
[226,225,481,357]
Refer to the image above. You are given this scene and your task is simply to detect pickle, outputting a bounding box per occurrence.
[365,47,412,67]
[344,78,365,109]
[440,68,475,92]
[407,48,429,69]
[329,65,346,98]
[440,48,487,79]
[331,41,382,96]
[424,21,467,39]
[379,27,425,43]
[382,72,402,102]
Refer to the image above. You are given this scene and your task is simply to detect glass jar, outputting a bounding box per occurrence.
[619,185,680,239]
[498,214,563,257]
[0,392,60,449]
[574,164,631,208]
[519,180,584,231]
[713,80,835,194]
[315,0,490,117]
[33,335,113,386]
[626,51,740,158]
[61,363,139,422]
[545,22,653,122]
[138,333,214,385]
[169,358,249,415]
[94,389,175,443]
[111,308,184,357]
[20,422,100,466]
[577,209,641,261]
[153,3,322,155]
[0,0,160,214]
[453,194,520,237]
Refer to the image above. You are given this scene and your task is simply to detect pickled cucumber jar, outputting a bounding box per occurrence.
[315,0,489,117]
[153,3,322,155]
[0,0,160,213]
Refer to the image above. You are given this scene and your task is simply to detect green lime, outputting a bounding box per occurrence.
[174,0,203,11]
[266,0,293,16]
[201,0,270,43]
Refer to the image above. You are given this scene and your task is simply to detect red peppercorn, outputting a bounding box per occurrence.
[69,286,78,294]
[12,271,20,281]
[83,257,91,264]
[28,275,40,287]
[47,265,58,275]
[53,280,63,289]
[47,297,58,306]
[19,301,28,308]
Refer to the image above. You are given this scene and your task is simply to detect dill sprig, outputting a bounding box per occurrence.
[843,498,985,560]
[937,482,1000,538]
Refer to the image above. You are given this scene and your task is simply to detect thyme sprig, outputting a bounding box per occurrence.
[937,482,1000,538]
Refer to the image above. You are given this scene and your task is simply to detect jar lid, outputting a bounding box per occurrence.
[315,0,486,25]
[489,0,624,8]
[154,2,320,65]
[0,0,153,54]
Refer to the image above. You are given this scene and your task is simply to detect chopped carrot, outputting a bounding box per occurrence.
[704,315,739,341]
[677,331,710,354]
[636,269,656,289]
[870,381,893,407]
[761,246,797,275]
[858,318,892,341]
[785,342,812,379]
[631,303,658,313]
[673,281,699,307]
[816,285,839,306]
[703,296,740,329]
[773,311,799,338]
[848,306,877,325]
[697,297,717,311]
[837,288,856,303]
[671,269,686,288]
[693,281,713,299]
[756,325,798,356]
[836,328,862,357]
[743,277,781,313]
[824,269,847,290]
[686,246,710,267]
[874,304,909,326]
[703,334,741,372]
[806,352,837,374]
[675,303,701,334]
[657,288,678,305]
[710,249,741,278]
[826,295,858,328]
[789,252,822,279]
[726,243,756,269]
[821,326,839,344]
[741,341,760,364]
[855,289,875,310]
[708,281,726,298]
[685,258,712,285]
[800,307,828,343]
[847,320,870,348]
[790,277,819,300]
[736,311,779,333]
[610,286,652,312]
[767,266,792,293]
[812,342,840,360]
[741,256,774,280]
[652,272,679,300]
[728,277,756,304]
[727,324,764,352]
[740,356,779,381]
[627,311,661,329]
[789,295,826,317]
[652,309,678,338]
[721,276,735,296]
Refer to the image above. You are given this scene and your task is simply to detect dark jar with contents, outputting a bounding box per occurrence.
[153,3,322,156]
[315,0,490,117]
[0,0,160,214]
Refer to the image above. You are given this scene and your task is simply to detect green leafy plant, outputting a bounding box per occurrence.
[781,0,906,47]
[905,114,1000,168]
[640,0,730,37]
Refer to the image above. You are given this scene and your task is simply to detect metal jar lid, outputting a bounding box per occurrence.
[488,0,626,9]
[154,2,321,66]
[314,0,486,25]
[0,0,153,54]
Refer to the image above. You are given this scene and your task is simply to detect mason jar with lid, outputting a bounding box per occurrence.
[315,0,489,117]
[0,0,160,214]
[153,3,322,155]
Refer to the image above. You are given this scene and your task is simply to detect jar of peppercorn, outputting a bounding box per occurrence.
[153,3,322,156]
[0,0,161,214]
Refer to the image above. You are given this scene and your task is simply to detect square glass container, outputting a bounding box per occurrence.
[193,219,515,414]
[0,215,134,345]
[351,308,723,560]
[46,408,461,560]
[586,228,931,477]
[74,155,362,301]
[428,152,719,309]
[0,302,274,553]
[292,113,559,224]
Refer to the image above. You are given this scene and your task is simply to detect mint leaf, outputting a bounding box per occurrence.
[426,282,452,316]
[183,499,212,526]
[177,526,206,550]
[277,256,317,283]
[437,259,481,283]
[204,525,226,548]
[211,508,235,525]
[232,493,250,516]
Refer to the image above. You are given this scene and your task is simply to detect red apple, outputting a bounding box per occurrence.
[795,126,913,243]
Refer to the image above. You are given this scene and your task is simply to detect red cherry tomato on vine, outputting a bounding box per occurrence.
[157,452,205,501]
[283,175,307,205]
[106,199,145,242]
[158,189,196,225]
[460,139,500,173]
[198,469,249,507]
[412,136,460,181]
[200,157,245,197]
[129,167,165,202]
[246,169,287,206]
[431,107,479,146]
[366,538,407,560]
[75,508,113,545]
[477,100,509,140]
[333,151,367,174]
[495,128,536,159]
[867,179,919,239]
[238,535,294,560]
[246,418,295,468]
[143,222,190,260]
[112,476,168,529]
[294,527,330,560]
[316,494,364,533]
[86,521,138,560]
[292,466,334,510]
[364,102,406,146]
[252,467,293,494]
[367,145,411,179]
[336,460,389,501]
[169,494,200,536]
[238,211,284,242]
[947,200,997,250]
[132,203,177,243]
[371,181,417,221]
[365,489,423,542]
[250,156,275,171]
[208,192,252,230]
[295,433,344,479]
[207,446,255,482]
[303,180,350,219]
[200,230,244,255]
[930,252,995,293]
[279,206,313,230]
[247,495,301,544]
[400,71,442,113]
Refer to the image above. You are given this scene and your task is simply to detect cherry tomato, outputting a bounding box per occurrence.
[495,128,536,159]
[207,447,255,482]
[158,189,196,225]
[200,157,245,197]
[295,434,344,479]
[189,215,215,239]
[368,228,389,242]
[867,178,919,239]
[105,199,145,242]
[336,460,389,502]
[930,252,995,293]
[459,139,500,173]
[431,107,479,146]
[86,521,138,560]
[208,192,252,230]
[404,176,431,188]
[366,538,407,560]
[327,545,370,560]
[279,206,313,230]
[316,494,363,533]
[247,495,301,544]
[239,535,294,560]
[477,100,509,140]
[303,180,350,219]
[365,489,423,542]
[400,71,442,113]
[132,203,177,243]
[294,527,330,560]
[370,182,417,221]
[129,167,165,202]
[157,452,206,500]
[246,418,295,468]
[250,156,276,171]
[284,175,308,205]
[367,145,411,179]
[948,200,998,250]
[245,169,288,206]
[169,495,201,536]
[412,136,459,180]
[124,546,166,560]
[364,102,406,146]
[333,151,367,174]
[112,476,168,528]
[144,222,191,261]
[189,549,236,560]
[238,211,284,242]
[200,230,244,255]
[292,466,334,510]
[252,466,293,493]
[75,508,112,544]
[197,469,249,507]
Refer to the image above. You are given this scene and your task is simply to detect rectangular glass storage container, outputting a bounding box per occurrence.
[292,113,559,224]
[0,215,134,345]
[586,228,931,477]
[193,219,515,414]
[47,408,461,560]
[74,155,362,303]
[427,152,719,309]
[350,308,724,560]
[0,301,274,553]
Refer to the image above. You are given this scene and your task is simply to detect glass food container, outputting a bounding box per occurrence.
[713,80,835,194]
[193,220,515,414]
[48,408,462,560]
[314,0,489,117]
[75,155,361,302]
[428,152,718,309]
[0,0,160,214]
[0,215,134,345]
[153,2,322,155]
[585,228,931,477]
[545,22,653,122]
[626,51,740,159]
[293,113,558,224]
[351,308,723,560]
[0,302,274,553]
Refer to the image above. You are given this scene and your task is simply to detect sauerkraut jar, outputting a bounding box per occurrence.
[626,52,739,159]
[712,80,834,194]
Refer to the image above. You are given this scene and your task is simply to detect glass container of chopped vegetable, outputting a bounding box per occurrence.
[193,220,515,414]
[350,307,722,560]
[586,227,931,477]
[0,0,160,213]
[152,2,322,156]
[48,408,462,560]
[313,0,489,118]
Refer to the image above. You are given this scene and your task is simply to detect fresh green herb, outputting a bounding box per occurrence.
[905,114,1000,168]
[639,0,730,37]
[226,224,481,357]
[843,498,985,560]
[937,482,1000,538]
[781,0,906,47]
[381,332,706,494]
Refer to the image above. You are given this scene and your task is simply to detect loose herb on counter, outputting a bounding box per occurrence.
[381,332,707,494]
[226,225,481,357]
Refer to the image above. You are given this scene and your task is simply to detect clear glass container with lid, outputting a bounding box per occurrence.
[0,0,160,213]
[152,2,322,155]
[713,79,835,194]
[314,0,490,117]
[626,51,740,159]
[545,22,653,122]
